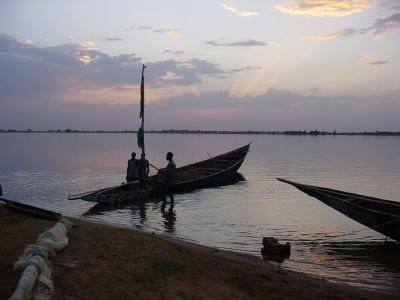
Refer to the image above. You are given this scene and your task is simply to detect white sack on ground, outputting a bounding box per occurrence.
[9,218,72,300]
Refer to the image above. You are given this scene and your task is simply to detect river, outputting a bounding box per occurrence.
[1,132,399,294]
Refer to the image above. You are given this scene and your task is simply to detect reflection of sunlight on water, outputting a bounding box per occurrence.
[1,133,400,294]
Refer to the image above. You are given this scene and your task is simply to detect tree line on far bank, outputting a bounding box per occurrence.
[1,128,399,136]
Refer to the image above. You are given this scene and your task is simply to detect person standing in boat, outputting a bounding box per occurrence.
[138,152,150,189]
[162,152,176,203]
[126,152,139,183]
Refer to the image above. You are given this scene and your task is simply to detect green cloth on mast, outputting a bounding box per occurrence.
[137,126,144,150]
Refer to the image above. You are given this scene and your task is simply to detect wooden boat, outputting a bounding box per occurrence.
[68,143,250,204]
[84,173,246,215]
[0,197,61,221]
[277,178,400,241]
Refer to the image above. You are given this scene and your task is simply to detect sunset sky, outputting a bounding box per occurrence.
[0,0,399,131]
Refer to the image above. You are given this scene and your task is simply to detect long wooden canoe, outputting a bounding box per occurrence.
[0,197,61,220]
[277,178,400,241]
[68,144,250,204]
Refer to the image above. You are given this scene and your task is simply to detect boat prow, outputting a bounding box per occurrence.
[277,178,400,242]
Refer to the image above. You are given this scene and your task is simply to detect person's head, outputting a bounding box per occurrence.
[141,153,146,159]
[166,152,173,161]
[131,152,136,159]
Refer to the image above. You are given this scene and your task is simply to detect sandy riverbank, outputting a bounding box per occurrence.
[0,203,394,300]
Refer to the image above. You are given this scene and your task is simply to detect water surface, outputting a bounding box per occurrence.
[1,133,399,294]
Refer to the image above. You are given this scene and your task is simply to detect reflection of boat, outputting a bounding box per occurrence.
[84,198,156,216]
[68,144,250,204]
[277,178,400,241]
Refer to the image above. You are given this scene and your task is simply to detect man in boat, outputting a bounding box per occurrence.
[126,152,139,183]
[138,152,150,189]
[162,152,176,203]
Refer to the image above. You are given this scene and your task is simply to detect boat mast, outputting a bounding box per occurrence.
[138,64,146,156]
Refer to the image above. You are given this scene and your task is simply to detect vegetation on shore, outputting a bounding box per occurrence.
[1,128,400,136]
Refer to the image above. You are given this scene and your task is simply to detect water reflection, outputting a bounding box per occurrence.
[321,241,400,269]
[283,240,400,293]
[85,172,245,215]
[84,173,246,232]
[261,252,290,264]
[161,202,176,232]
[84,198,155,217]
[172,172,246,194]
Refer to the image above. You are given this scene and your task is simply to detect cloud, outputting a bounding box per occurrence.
[139,25,152,30]
[239,11,260,17]
[1,80,399,131]
[0,34,226,100]
[218,3,238,14]
[146,59,228,87]
[153,27,183,38]
[127,23,183,37]
[162,49,185,55]
[231,66,262,72]
[218,3,260,17]
[307,28,359,39]
[205,39,267,47]
[153,28,182,34]
[106,37,124,41]
[144,89,400,131]
[349,54,368,61]
[82,41,95,48]
[129,24,183,34]
[380,0,400,11]
[367,13,400,35]
[308,12,400,40]
[127,24,152,31]
[276,0,373,17]
[370,60,389,65]
[1,35,398,131]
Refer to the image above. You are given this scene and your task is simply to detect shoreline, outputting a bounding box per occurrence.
[1,129,400,136]
[0,204,396,299]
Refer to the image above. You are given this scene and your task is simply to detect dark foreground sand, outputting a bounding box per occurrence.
[0,204,395,300]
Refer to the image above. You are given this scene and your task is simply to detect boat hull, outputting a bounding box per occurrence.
[69,144,250,204]
[1,197,61,220]
[277,178,400,241]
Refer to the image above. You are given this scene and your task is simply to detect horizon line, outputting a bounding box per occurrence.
[1,129,400,136]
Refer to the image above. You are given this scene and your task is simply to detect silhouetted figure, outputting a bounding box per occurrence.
[126,152,139,182]
[138,153,149,189]
[162,152,176,203]
[0,183,2,196]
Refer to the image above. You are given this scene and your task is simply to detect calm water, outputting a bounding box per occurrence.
[1,133,400,294]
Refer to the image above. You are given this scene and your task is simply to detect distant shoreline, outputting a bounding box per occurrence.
[1,129,400,136]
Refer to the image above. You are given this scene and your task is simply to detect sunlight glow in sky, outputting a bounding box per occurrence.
[0,0,399,130]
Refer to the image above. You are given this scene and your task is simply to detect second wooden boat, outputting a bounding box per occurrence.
[277,178,400,241]
[1,197,61,220]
